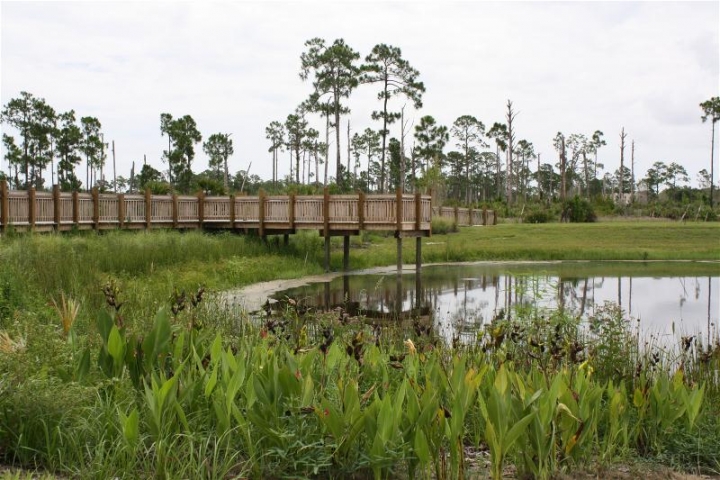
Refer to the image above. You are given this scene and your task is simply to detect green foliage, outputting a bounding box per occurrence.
[202,133,233,188]
[361,43,425,193]
[1,92,58,190]
[523,206,554,223]
[160,113,203,193]
[300,37,361,188]
[430,215,458,234]
[562,195,597,222]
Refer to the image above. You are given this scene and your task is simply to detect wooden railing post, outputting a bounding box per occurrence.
[72,191,79,227]
[454,206,459,226]
[323,188,330,236]
[92,187,100,230]
[53,185,61,231]
[396,188,403,231]
[493,210,497,225]
[172,193,179,228]
[0,180,8,234]
[118,193,125,229]
[197,191,205,229]
[358,190,365,230]
[415,191,421,231]
[258,189,266,237]
[145,188,152,229]
[323,187,330,272]
[468,206,473,226]
[229,194,235,228]
[288,193,295,230]
[28,187,36,230]
[483,206,488,226]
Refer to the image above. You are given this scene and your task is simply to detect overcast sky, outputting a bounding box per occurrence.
[1,1,718,188]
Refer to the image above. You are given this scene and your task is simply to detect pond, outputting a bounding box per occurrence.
[235,261,720,345]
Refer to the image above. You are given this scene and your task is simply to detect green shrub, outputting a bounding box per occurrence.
[561,196,596,222]
[523,207,553,224]
[592,196,616,216]
[431,216,458,234]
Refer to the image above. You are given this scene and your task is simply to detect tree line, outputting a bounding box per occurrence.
[266,39,718,208]
[2,39,718,209]
[0,92,236,195]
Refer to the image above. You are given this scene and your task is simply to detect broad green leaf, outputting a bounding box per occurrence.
[107,325,125,364]
[495,365,508,395]
[414,429,431,464]
[633,388,645,408]
[159,365,181,407]
[378,395,395,443]
[556,402,580,422]
[301,371,315,406]
[151,307,172,358]
[503,411,535,451]
[75,348,91,381]
[122,408,139,446]
[210,333,222,364]
[95,309,113,344]
[205,368,218,398]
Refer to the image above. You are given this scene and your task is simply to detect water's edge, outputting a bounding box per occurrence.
[223,259,719,313]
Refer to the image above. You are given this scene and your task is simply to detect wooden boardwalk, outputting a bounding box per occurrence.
[0,181,495,236]
[0,181,495,271]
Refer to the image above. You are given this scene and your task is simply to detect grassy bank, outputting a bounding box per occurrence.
[340,221,720,271]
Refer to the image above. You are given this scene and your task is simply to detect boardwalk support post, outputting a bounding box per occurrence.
[343,235,350,272]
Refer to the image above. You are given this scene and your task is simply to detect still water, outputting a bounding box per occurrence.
[270,261,719,343]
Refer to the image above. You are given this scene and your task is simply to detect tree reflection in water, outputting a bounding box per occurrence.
[272,262,719,345]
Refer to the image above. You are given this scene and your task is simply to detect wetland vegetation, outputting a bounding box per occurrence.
[0,221,719,479]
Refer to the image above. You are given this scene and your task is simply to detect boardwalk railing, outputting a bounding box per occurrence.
[0,181,495,235]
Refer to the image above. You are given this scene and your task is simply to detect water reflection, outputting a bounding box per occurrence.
[272,262,719,343]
